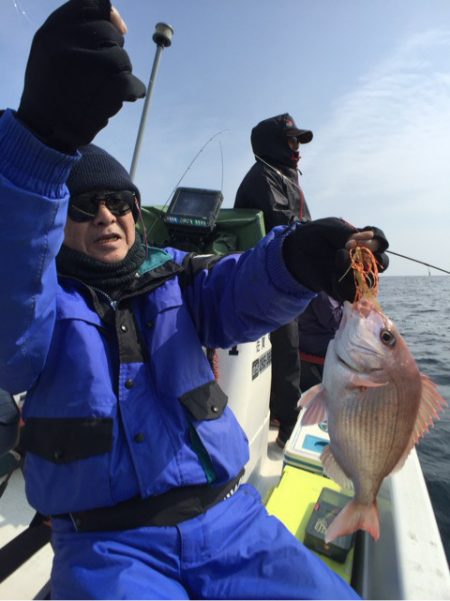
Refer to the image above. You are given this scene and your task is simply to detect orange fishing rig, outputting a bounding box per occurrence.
[349,246,379,302]
[348,246,380,304]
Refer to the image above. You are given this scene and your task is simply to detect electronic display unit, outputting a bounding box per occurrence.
[164,187,223,235]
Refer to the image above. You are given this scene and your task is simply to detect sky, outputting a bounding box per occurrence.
[1,0,450,276]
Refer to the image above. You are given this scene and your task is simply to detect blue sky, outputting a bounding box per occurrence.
[2,0,450,275]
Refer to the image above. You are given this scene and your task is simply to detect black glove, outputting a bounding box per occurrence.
[17,0,146,153]
[361,226,389,270]
[283,218,389,302]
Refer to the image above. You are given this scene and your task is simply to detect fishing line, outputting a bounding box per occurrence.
[164,128,229,209]
[254,154,302,193]
[143,129,229,241]
[386,251,450,275]
[219,140,224,194]
[12,0,32,23]
[254,154,450,275]
[141,137,450,276]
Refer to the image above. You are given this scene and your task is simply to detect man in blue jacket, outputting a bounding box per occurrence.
[0,1,388,599]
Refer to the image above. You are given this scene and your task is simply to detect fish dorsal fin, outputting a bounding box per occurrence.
[320,445,354,490]
[391,373,447,474]
[299,384,327,426]
[414,374,447,442]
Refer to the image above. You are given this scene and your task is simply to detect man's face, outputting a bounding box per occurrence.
[64,192,136,263]
[287,136,300,151]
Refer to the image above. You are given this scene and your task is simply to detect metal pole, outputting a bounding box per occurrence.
[130,23,174,181]
[130,46,163,180]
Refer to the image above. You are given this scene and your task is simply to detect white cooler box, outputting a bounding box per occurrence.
[284,419,330,475]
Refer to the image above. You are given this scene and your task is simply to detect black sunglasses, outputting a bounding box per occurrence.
[68,190,137,223]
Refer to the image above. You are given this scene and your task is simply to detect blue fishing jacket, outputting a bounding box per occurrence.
[0,110,315,515]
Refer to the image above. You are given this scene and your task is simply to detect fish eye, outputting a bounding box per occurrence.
[380,328,396,347]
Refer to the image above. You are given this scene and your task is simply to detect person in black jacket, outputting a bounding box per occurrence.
[234,113,313,448]
[297,291,343,392]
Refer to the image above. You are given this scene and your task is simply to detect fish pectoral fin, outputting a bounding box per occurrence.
[299,384,323,408]
[300,385,327,425]
[320,445,354,490]
[392,374,447,474]
[349,374,389,389]
[325,500,380,543]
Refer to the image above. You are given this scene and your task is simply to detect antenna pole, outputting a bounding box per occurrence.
[130,22,174,181]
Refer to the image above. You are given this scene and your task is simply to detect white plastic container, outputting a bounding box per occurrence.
[216,335,272,480]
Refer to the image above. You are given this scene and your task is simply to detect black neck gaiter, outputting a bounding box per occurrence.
[56,238,146,297]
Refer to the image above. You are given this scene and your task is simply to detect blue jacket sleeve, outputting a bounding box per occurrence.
[0,110,78,393]
[176,225,317,349]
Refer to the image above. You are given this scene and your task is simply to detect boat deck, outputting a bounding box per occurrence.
[1,425,449,600]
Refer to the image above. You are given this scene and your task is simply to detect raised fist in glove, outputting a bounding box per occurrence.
[282,217,389,302]
[17,0,146,153]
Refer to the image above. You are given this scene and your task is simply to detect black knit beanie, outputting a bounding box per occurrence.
[67,144,140,213]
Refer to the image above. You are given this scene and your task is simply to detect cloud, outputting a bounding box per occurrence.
[302,30,450,275]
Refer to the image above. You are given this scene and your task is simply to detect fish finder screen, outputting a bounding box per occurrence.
[169,188,222,218]
[165,187,223,232]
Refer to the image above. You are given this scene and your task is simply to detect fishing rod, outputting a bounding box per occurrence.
[141,129,228,241]
[162,129,228,210]
[137,121,449,275]
[254,155,450,275]
[386,251,450,275]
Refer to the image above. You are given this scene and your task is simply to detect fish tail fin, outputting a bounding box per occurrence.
[325,500,380,543]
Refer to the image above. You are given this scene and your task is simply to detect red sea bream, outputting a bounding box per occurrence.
[300,297,446,542]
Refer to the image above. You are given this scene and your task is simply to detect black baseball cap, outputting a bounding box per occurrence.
[284,113,313,143]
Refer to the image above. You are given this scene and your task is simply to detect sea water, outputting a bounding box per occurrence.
[378,275,450,563]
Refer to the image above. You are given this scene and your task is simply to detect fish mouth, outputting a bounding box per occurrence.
[336,352,359,372]
[336,348,385,380]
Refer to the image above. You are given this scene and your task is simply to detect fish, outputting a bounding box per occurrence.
[299,297,446,543]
